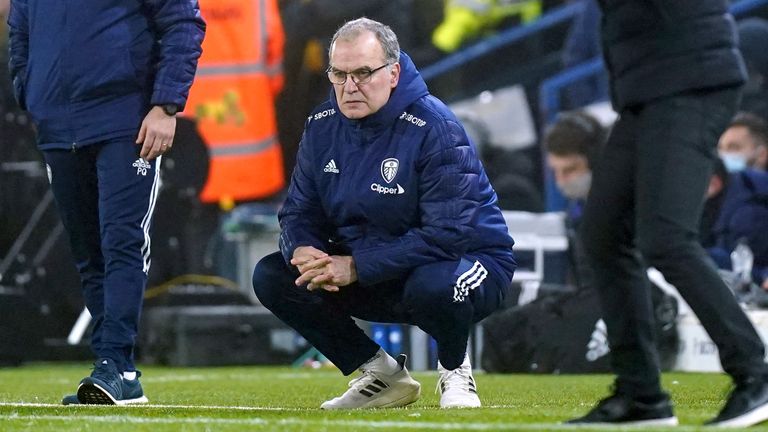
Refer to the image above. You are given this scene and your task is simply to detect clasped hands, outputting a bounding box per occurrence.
[291,246,357,292]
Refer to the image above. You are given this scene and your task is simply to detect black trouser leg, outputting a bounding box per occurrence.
[633,89,767,383]
[582,87,768,396]
[581,112,662,396]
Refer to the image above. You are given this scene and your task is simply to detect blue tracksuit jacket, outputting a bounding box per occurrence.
[279,52,516,287]
[7,0,205,149]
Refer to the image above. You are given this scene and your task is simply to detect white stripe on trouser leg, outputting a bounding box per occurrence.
[453,261,487,302]
[140,156,162,273]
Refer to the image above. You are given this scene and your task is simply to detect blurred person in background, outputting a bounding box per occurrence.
[702,158,768,295]
[543,110,606,289]
[431,0,542,53]
[166,0,285,286]
[543,110,605,227]
[718,111,768,173]
[184,0,286,209]
[252,18,516,410]
[569,0,768,427]
[8,0,204,405]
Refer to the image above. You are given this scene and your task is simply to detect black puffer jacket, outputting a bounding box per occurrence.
[597,0,747,110]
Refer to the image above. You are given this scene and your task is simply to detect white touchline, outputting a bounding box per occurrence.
[0,414,710,431]
[0,402,301,411]
[1,402,528,411]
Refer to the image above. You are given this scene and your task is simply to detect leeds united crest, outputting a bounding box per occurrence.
[381,158,399,184]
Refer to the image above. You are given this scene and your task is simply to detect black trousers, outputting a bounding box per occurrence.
[581,87,768,396]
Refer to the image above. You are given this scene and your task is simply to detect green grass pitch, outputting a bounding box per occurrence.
[0,363,763,431]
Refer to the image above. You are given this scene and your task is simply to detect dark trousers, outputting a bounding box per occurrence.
[43,139,161,373]
[581,87,768,396]
[253,251,510,375]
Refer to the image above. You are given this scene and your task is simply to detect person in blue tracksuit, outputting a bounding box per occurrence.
[8,0,205,405]
[252,17,516,410]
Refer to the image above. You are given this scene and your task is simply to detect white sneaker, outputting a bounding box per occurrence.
[320,354,421,409]
[437,356,481,408]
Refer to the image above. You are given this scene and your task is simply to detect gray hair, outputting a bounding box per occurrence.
[329,18,400,64]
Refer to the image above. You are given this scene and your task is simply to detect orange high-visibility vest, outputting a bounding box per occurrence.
[184,0,285,204]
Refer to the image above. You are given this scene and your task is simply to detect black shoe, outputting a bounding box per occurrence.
[706,376,768,427]
[566,392,678,426]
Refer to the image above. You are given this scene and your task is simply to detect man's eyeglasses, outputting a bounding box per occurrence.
[326,63,390,85]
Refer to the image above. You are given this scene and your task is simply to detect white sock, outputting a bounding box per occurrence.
[123,371,137,380]
[360,348,400,375]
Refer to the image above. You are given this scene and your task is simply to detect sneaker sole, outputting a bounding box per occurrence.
[116,395,150,406]
[321,384,421,409]
[371,385,421,409]
[77,382,118,405]
[441,399,482,409]
[77,382,150,406]
[710,402,768,428]
[621,417,679,427]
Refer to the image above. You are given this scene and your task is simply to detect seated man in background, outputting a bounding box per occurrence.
[543,110,606,226]
[718,111,768,172]
[481,110,679,375]
[543,110,606,288]
[252,18,516,409]
[702,158,768,294]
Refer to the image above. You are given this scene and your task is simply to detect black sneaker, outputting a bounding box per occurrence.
[706,376,768,427]
[566,392,678,426]
[77,358,123,405]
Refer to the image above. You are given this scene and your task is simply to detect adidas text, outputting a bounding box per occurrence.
[324,159,340,173]
[132,159,151,176]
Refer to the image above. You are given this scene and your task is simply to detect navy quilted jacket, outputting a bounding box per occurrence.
[7,0,205,149]
[279,52,516,287]
[597,0,745,110]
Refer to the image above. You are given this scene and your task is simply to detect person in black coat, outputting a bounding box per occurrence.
[568,0,768,427]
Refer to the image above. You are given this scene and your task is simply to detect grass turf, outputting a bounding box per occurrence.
[0,363,760,431]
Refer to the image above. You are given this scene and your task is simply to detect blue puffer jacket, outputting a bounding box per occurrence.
[279,52,516,287]
[7,0,205,149]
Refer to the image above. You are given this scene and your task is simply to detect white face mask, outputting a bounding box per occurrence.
[720,152,748,173]
[559,172,592,200]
